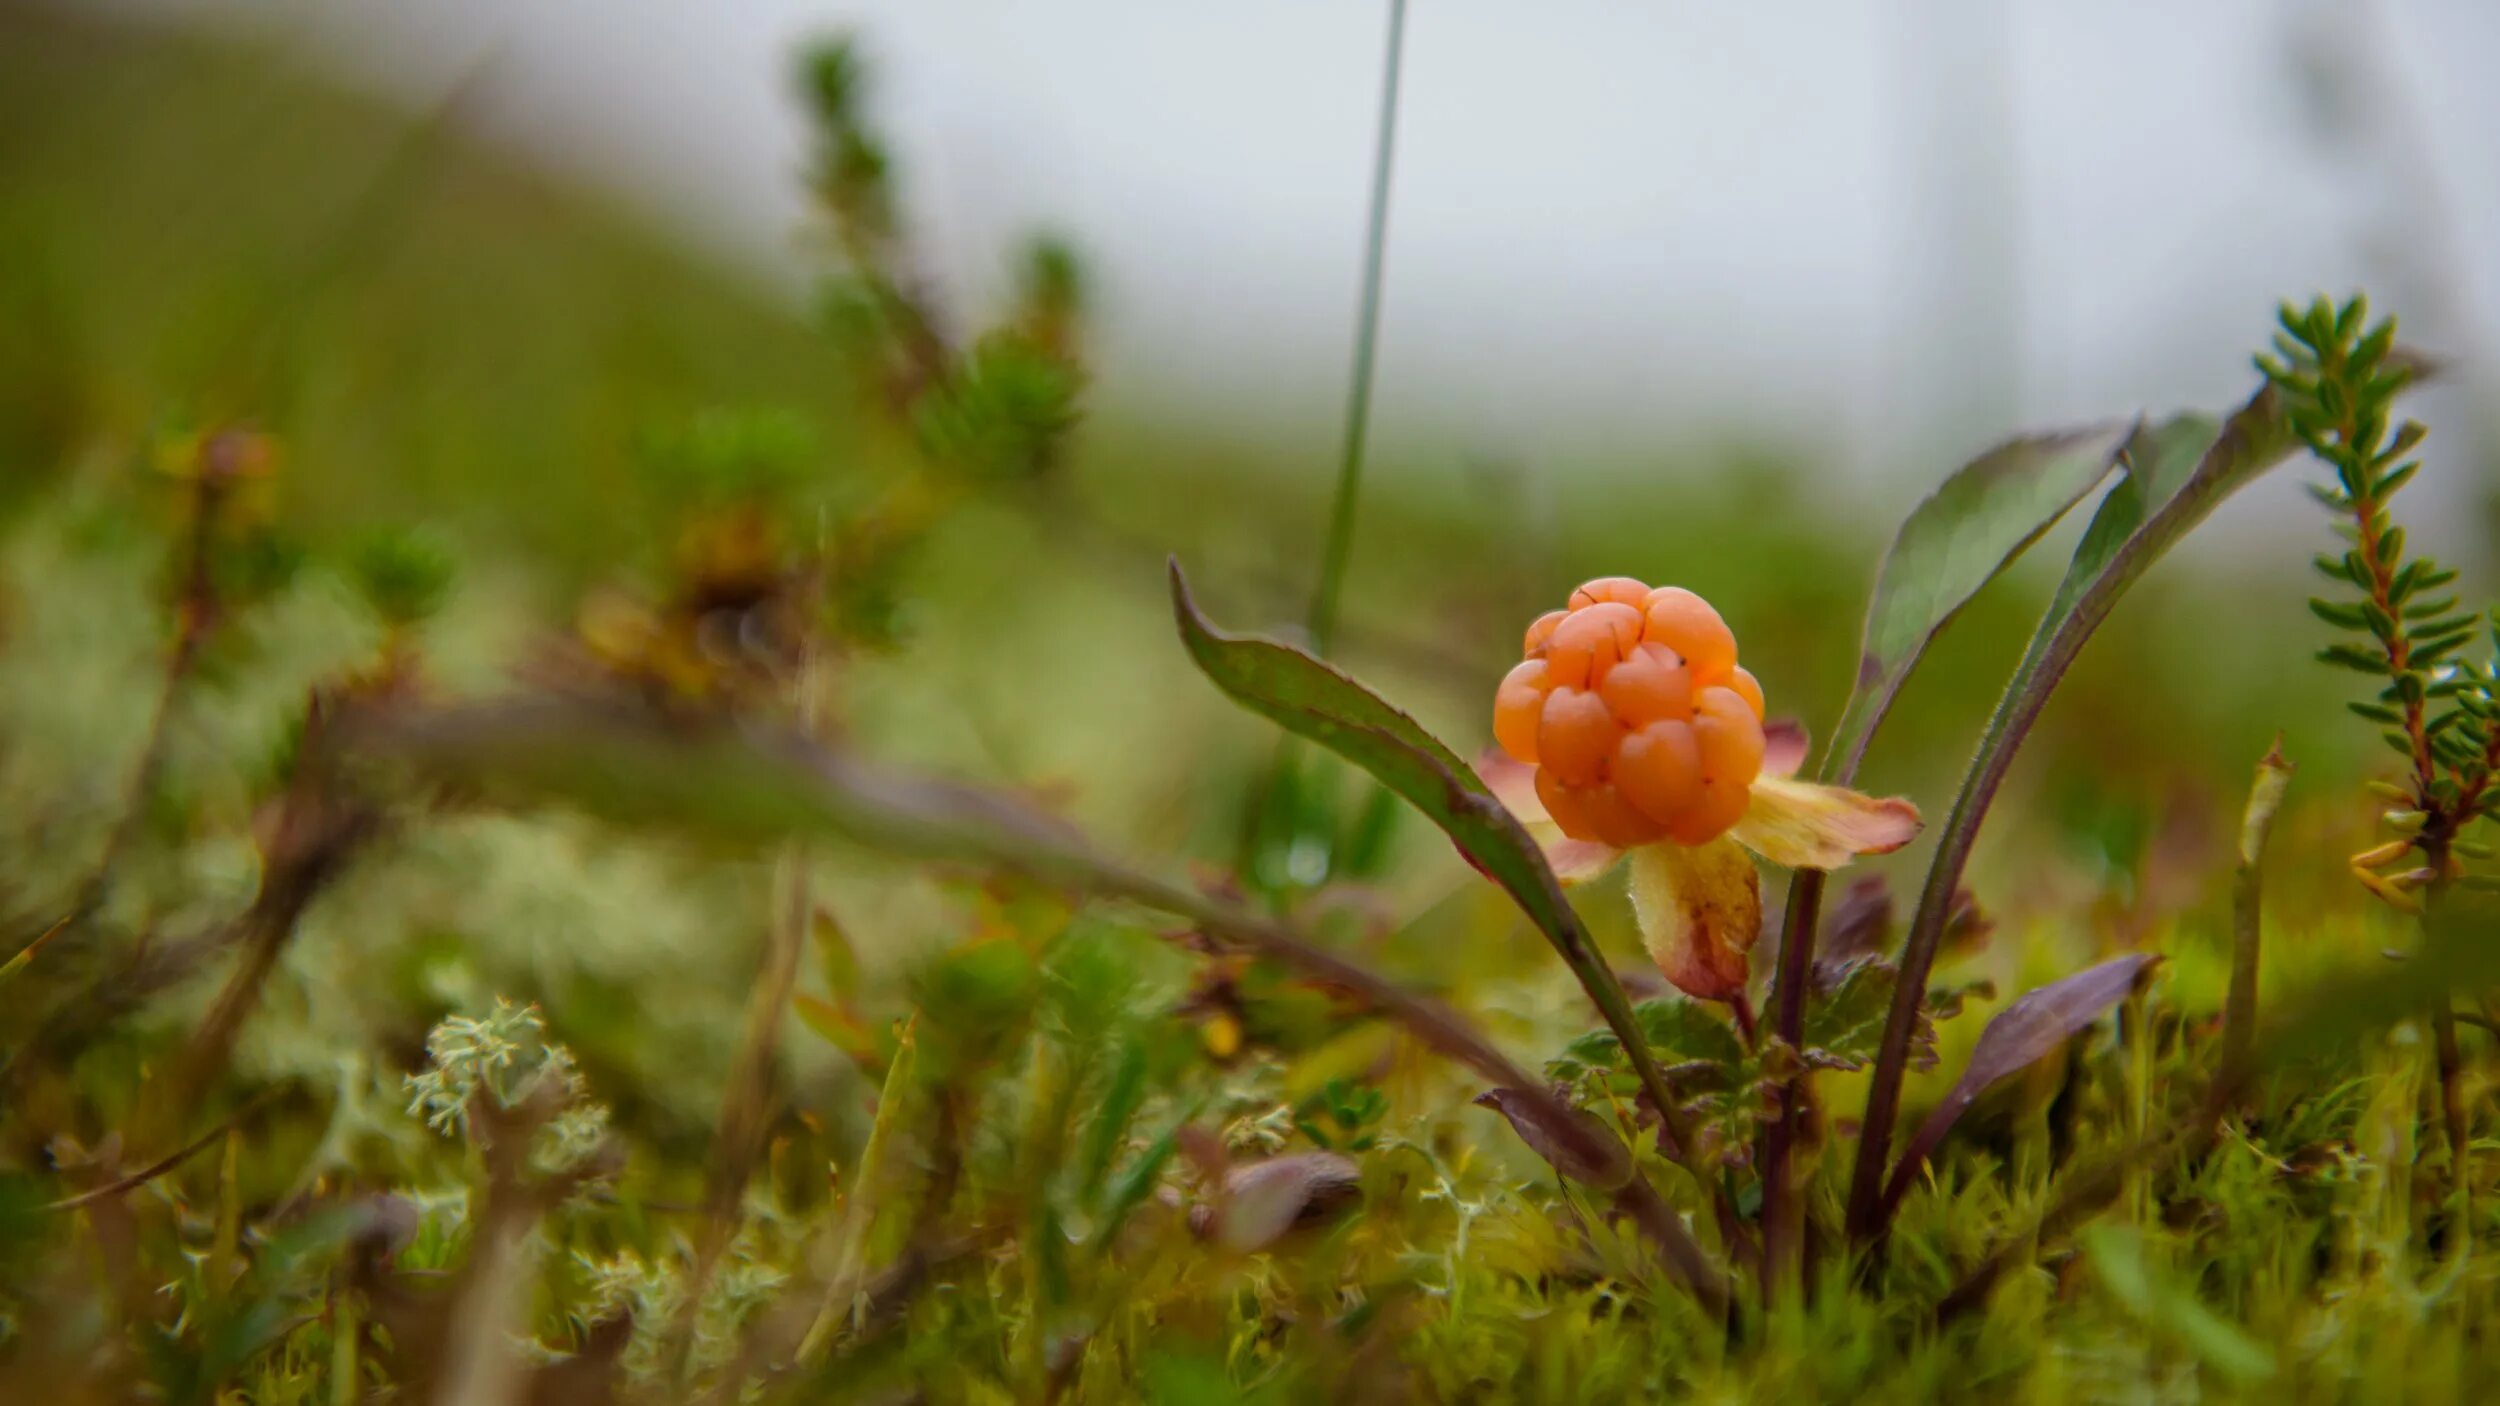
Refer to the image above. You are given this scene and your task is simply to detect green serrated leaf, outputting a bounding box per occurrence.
[1551,997,1747,1084]
[1796,959,1935,1072]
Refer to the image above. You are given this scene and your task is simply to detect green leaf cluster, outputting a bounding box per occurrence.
[2269,295,2500,813]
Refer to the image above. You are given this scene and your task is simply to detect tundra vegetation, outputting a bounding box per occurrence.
[0,12,2494,1403]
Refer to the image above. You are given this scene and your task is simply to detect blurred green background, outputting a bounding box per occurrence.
[0,3,2467,1137]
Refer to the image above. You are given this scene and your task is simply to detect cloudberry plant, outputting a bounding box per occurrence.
[1488,576,1917,1001]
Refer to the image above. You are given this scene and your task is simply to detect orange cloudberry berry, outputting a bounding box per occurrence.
[1598,642,1694,728]
[1642,587,1736,688]
[1568,576,1652,610]
[1536,687,1617,788]
[1613,719,1702,827]
[1521,609,1567,657]
[1491,576,1767,847]
[1493,659,1550,762]
[1541,601,1643,689]
[1725,665,1765,719]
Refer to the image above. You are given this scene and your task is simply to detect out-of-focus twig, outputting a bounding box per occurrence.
[2225,738,2294,1083]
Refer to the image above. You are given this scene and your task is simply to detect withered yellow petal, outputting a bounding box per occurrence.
[1628,837,1761,1002]
[1728,774,1922,871]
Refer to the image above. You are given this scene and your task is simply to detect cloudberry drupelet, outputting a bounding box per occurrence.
[1494,578,1765,847]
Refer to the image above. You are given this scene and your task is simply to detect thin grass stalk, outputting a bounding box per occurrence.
[1305,0,1407,657]
[2420,868,2474,1262]
[1240,0,1409,891]
[330,1287,360,1406]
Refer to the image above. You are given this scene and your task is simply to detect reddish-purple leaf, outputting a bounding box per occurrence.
[1199,1152,1362,1252]
[1820,874,1895,968]
[1882,953,2160,1216]
[1474,1088,1633,1190]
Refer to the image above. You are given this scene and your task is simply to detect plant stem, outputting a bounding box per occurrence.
[1841,507,2170,1243]
[2433,1002,2473,1260]
[45,1093,273,1212]
[1103,865,1728,1310]
[1845,644,2045,1241]
[1305,0,1406,658]
[331,1288,361,1406]
[1759,869,1825,1299]
[2121,988,2151,1224]
[67,462,223,931]
[2417,853,2475,1262]
[1761,695,1895,1287]
[129,709,375,1152]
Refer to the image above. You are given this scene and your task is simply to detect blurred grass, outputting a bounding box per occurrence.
[5,9,2498,1400]
[0,3,2427,975]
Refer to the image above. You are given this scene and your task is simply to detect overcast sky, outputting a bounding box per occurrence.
[92,1,2500,540]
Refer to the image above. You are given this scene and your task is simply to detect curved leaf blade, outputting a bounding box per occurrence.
[1168,561,1706,1165]
[1882,953,2159,1216]
[1170,563,1544,920]
[1171,560,1589,951]
[1851,377,2338,1240]
[1473,1089,1633,1190]
[1827,423,2134,781]
[1201,1152,1361,1252]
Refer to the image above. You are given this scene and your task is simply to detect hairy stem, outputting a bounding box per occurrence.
[1759,869,1825,1300]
